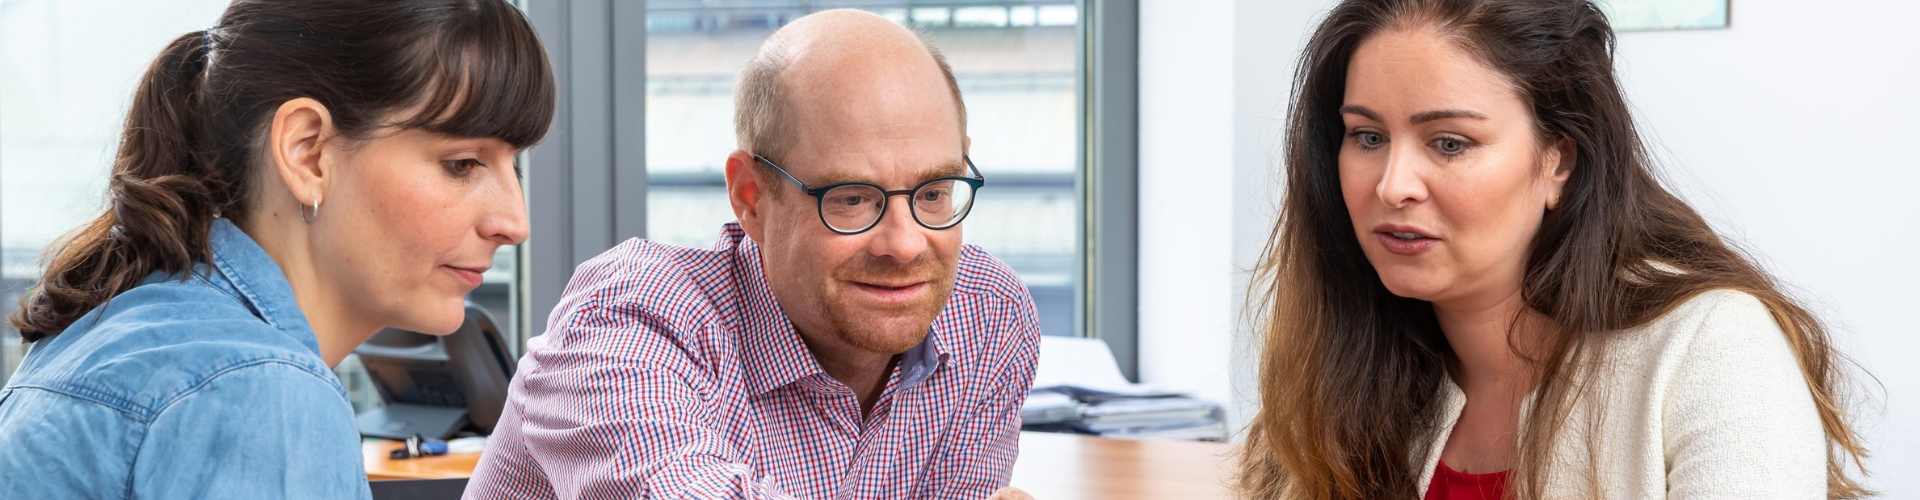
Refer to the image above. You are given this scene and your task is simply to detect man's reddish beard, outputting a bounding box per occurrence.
[820,252,959,354]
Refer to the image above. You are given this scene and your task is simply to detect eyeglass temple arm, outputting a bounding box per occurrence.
[965,156,985,185]
[753,154,816,192]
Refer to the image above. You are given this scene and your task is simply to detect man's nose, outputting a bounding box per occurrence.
[864,194,931,263]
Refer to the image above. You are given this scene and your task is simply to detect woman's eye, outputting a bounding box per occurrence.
[1351,131,1385,149]
[1432,138,1467,155]
[443,158,483,176]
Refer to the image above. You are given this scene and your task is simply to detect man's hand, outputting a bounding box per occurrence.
[989,487,1035,500]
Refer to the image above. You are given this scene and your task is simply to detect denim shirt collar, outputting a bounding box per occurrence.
[195,218,322,358]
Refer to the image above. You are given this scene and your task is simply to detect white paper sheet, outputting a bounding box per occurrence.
[1030,336,1171,397]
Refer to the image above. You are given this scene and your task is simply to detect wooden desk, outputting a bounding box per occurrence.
[363,439,482,481]
[1008,432,1233,500]
[366,432,1234,499]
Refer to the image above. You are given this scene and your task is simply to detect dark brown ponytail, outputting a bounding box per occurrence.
[15,32,222,342]
[11,0,555,341]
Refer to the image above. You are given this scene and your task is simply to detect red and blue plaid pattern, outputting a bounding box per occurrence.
[465,223,1042,499]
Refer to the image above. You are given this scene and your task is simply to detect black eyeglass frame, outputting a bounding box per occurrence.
[752,154,986,235]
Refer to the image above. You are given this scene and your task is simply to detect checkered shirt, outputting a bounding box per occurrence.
[464,223,1042,499]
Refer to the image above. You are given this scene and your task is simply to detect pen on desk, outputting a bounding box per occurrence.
[390,433,449,460]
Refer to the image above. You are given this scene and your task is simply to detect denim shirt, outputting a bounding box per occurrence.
[0,219,370,499]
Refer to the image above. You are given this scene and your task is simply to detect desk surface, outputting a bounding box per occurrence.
[364,439,482,481]
[1007,432,1234,500]
[366,432,1233,499]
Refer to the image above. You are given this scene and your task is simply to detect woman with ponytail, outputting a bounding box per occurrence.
[0,0,553,497]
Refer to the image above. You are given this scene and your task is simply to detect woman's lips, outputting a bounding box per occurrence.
[1375,232,1439,256]
[444,265,486,288]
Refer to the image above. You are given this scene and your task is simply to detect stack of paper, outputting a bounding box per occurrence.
[1020,390,1078,426]
[1019,337,1228,442]
[1074,397,1226,441]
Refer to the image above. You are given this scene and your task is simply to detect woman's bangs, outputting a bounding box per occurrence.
[395,3,554,149]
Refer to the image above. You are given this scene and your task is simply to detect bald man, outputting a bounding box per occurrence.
[465,10,1042,500]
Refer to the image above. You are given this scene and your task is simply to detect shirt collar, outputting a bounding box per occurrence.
[895,319,947,391]
[201,218,322,358]
[727,223,949,397]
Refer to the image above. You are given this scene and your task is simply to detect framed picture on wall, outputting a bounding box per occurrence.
[1596,0,1730,31]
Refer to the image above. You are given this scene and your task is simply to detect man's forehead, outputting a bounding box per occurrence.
[781,105,966,181]
[776,28,959,123]
[800,154,968,186]
[782,69,959,124]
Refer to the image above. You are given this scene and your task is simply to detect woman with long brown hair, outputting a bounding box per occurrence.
[1240,0,1870,498]
[0,0,552,497]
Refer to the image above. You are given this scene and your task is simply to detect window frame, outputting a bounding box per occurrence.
[1081,0,1140,381]
[520,0,649,346]
[520,0,1140,380]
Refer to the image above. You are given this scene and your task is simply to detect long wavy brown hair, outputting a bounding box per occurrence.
[1238,0,1871,498]
[11,0,554,341]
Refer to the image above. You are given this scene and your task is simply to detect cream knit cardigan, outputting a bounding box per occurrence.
[1412,290,1829,499]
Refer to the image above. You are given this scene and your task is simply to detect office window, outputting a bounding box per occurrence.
[0,0,223,384]
[644,0,1083,337]
[0,1,526,392]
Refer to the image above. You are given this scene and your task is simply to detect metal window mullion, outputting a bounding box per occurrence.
[524,0,648,341]
[612,1,648,241]
[525,0,575,342]
[1083,0,1140,381]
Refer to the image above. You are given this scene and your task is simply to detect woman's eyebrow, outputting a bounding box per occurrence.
[1340,104,1383,122]
[1340,105,1488,125]
[1410,109,1489,124]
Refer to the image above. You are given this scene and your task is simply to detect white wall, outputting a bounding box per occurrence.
[1136,0,1238,413]
[1135,0,1332,435]
[1140,0,1920,494]
[1609,1,1920,494]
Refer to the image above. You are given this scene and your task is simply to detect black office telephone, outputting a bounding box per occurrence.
[353,302,516,440]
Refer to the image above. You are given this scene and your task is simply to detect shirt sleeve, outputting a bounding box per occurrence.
[513,303,799,500]
[0,387,148,497]
[920,293,1043,499]
[1662,292,1828,499]
[131,361,371,500]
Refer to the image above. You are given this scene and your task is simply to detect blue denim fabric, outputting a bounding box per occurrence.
[0,219,370,499]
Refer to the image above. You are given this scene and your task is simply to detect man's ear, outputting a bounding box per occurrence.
[268,98,337,211]
[725,150,767,242]
[962,136,972,157]
[1543,136,1575,210]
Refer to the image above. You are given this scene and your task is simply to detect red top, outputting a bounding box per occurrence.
[1424,460,1510,500]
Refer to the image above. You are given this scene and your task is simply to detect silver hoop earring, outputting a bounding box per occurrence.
[301,189,321,225]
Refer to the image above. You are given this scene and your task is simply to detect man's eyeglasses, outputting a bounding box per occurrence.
[753,154,985,235]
